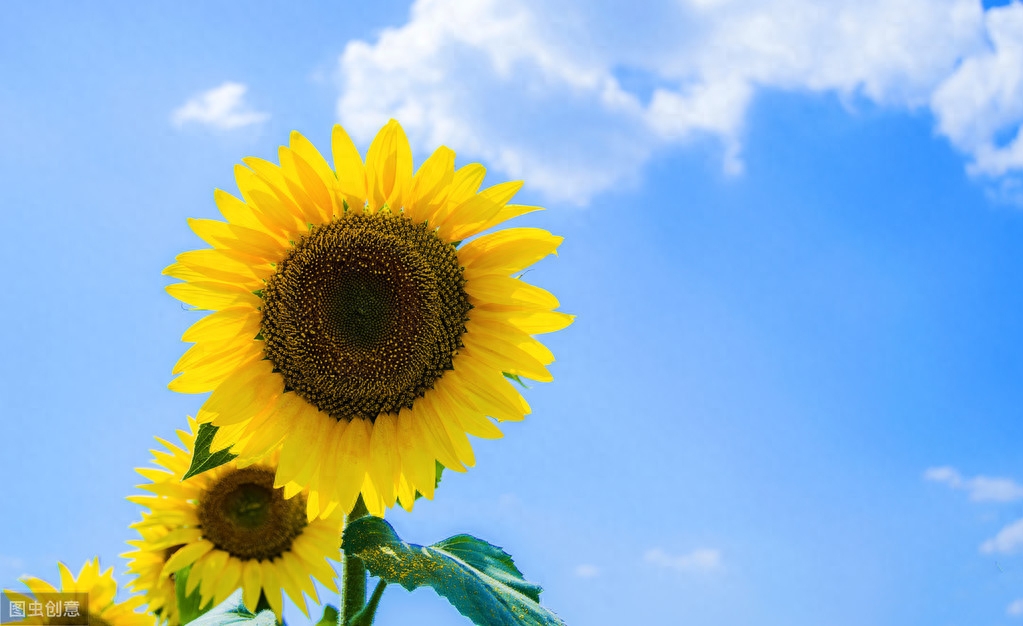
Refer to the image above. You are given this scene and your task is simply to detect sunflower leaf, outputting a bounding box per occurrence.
[183,589,276,626]
[342,516,564,626]
[175,566,213,624]
[183,423,237,480]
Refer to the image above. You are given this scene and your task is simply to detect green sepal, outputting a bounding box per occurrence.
[503,372,530,389]
[342,517,565,626]
[183,423,237,480]
[182,589,276,626]
[175,566,214,625]
[314,605,338,626]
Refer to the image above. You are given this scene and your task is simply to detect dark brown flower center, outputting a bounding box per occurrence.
[197,467,307,560]
[260,212,471,421]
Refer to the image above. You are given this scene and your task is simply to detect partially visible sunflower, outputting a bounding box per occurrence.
[165,120,572,518]
[4,558,152,626]
[123,417,341,622]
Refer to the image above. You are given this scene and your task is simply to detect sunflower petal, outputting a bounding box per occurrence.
[331,124,367,206]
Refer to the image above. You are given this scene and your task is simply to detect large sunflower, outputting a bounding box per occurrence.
[165,120,572,518]
[123,417,341,621]
[4,558,152,626]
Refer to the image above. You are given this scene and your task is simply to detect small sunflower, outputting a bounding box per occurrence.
[164,120,572,518]
[4,558,152,626]
[123,417,341,621]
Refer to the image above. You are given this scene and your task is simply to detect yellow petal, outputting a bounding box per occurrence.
[242,560,262,613]
[199,551,229,606]
[471,308,575,335]
[20,576,58,595]
[334,417,371,514]
[314,417,347,510]
[186,553,206,596]
[472,203,544,233]
[430,163,484,224]
[414,398,466,472]
[280,146,334,223]
[395,473,416,511]
[175,248,272,284]
[166,281,262,312]
[160,540,214,579]
[214,188,272,235]
[447,364,526,422]
[466,275,560,311]
[367,412,399,507]
[462,333,553,383]
[280,552,319,606]
[396,408,435,499]
[187,218,286,262]
[365,120,412,212]
[57,562,75,591]
[235,162,307,236]
[201,359,280,425]
[331,124,367,206]
[424,390,476,467]
[214,558,242,607]
[276,400,330,486]
[459,228,562,277]
[440,180,523,242]
[405,146,454,224]
[259,560,284,618]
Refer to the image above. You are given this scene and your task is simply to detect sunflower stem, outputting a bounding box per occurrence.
[348,580,387,626]
[340,496,369,626]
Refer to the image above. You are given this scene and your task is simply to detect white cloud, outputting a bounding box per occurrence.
[1009,598,1023,616]
[981,518,1023,554]
[923,466,1023,502]
[645,547,722,572]
[172,82,269,130]
[334,0,1023,205]
[932,3,1023,178]
[574,564,600,578]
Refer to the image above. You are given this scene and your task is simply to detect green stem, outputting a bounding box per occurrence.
[348,580,387,626]
[340,496,370,626]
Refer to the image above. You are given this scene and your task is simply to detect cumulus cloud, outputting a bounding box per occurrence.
[172,82,269,130]
[981,518,1023,554]
[645,547,722,572]
[932,4,1023,178]
[334,0,1023,205]
[923,466,1023,502]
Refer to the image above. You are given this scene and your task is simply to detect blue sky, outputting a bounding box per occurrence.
[5,1,1023,624]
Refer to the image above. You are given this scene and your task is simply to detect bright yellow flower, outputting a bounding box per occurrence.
[123,417,341,622]
[4,558,152,626]
[164,120,572,518]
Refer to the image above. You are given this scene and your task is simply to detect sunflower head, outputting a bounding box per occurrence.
[4,558,152,626]
[124,417,342,622]
[165,120,573,519]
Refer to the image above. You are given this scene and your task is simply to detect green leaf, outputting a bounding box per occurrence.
[183,423,237,480]
[342,517,564,626]
[183,590,276,626]
[175,566,213,625]
[315,605,338,626]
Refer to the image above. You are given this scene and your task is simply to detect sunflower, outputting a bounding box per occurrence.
[164,120,572,518]
[123,417,341,622]
[4,558,152,626]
